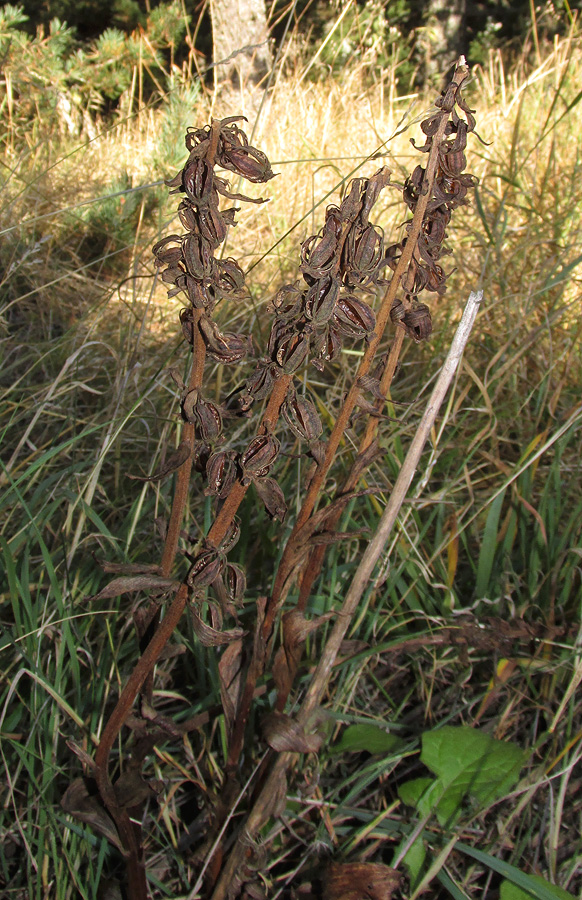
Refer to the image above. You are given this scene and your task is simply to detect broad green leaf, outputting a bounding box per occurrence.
[421,726,525,805]
[501,877,576,900]
[398,727,525,825]
[334,724,403,755]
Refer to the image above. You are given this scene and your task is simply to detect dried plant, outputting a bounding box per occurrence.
[63,58,479,900]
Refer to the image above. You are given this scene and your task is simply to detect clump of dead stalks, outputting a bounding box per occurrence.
[62,57,480,900]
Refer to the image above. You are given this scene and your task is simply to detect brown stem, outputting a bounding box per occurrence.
[210,289,482,900]
[160,310,207,577]
[262,101,451,643]
[206,373,293,547]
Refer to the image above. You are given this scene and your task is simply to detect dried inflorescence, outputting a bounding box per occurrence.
[240,167,393,416]
[387,74,478,341]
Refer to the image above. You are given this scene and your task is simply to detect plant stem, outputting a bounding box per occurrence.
[210,289,482,900]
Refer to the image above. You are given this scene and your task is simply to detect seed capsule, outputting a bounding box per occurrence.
[240,434,280,482]
[223,563,246,604]
[332,295,376,339]
[304,276,340,325]
[253,475,287,521]
[187,547,225,588]
[205,450,237,498]
[282,393,322,442]
[182,392,223,441]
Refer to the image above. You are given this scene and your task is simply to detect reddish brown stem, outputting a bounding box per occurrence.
[160,310,207,577]
[206,373,293,547]
[261,86,461,647]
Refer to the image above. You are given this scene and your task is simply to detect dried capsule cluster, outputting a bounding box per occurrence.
[387,71,478,341]
[241,168,392,418]
[153,116,282,594]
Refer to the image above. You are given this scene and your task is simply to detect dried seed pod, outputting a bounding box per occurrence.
[205,450,237,498]
[218,142,275,183]
[240,434,280,482]
[332,295,376,339]
[300,216,341,278]
[346,223,384,283]
[180,307,195,344]
[390,298,406,325]
[312,326,341,364]
[214,258,246,297]
[282,393,323,442]
[244,358,280,404]
[199,316,252,364]
[271,325,310,374]
[182,391,223,441]
[273,284,304,323]
[223,563,246,605]
[253,475,287,521]
[402,304,433,342]
[304,276,340,326]
[218,518,241,554]
[182,158,215,206]
[192,441,212,474]
[183,233,214,280]
[187,547,225,588]
[152,234,183,265]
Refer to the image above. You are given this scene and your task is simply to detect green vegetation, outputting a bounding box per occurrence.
[1,5,581,900]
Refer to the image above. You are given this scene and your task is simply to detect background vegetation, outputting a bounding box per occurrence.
[1,2,581,898]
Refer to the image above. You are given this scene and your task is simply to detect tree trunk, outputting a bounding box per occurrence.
[209,0,272,95]
[423,0,466,84]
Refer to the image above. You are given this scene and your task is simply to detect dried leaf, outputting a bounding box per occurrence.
[219,638,244,737]
[253,475,287,521]
[97,560,163,576]
[273,609,333,699]
[324,863,401,900]
[90,575,180,602]
[113,770,155,810]
[189,604,244,646]
[61,778,124,853]
[65,740,96,773]
[262,711,322,753]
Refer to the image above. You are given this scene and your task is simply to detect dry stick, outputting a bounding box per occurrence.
[210,289,483,900]
[262,62,471,644]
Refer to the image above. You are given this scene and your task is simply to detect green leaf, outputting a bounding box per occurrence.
[402,836,427,889]
[501,877,576,900]
[334,723,403,755]
[476,488,506,597]
[421,726,525,804]
[456,845,574,900]
[397,727,525,826]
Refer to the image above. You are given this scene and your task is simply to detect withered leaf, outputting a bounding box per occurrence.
[262,711,322,754]
[128,441,192,482]
[253,475,287,521]
[309,529,367,546]
[273,609,333,698]
[258,771,288,825]
[61,778,124,853]
[189,604,244,646]
[65,740,96,773]
[219,638,244,737]
[113,770,155,810]
[324,863,401,900]
[97,560,163,576]
[90,575,180,602]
